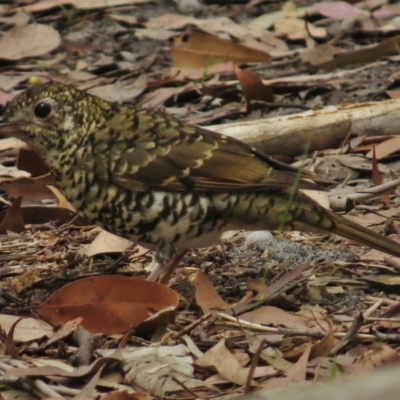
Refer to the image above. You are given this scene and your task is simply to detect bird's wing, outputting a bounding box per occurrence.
[93,108,330,193]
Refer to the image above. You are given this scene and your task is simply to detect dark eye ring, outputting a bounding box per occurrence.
[34,102,52,119]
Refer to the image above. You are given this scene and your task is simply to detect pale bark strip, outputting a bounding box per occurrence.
[209,100,400,157]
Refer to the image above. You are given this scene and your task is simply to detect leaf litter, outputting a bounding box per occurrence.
[1,0,400,398]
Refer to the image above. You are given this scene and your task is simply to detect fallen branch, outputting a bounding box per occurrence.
[210,99,400,157]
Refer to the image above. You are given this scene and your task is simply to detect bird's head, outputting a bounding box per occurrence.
[0,83,111,157]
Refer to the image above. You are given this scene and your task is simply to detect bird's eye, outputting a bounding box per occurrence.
[34,102,52,119]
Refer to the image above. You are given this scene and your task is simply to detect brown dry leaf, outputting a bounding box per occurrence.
[101,391,145,400]
[366,136,400,159]
[146,14,265,41]
[19,0,149,12]
[79,230,133,257]
[247,333,293,372]
[46,185,75,211]
[0,205,81,228]
[195,338,255,386]
[0,24,61,60]
[108,14,139,26]
[320,35,400,71]
[195,270,231,314]
[16,148,49,176]
[0,315,54,342]
[37,275,179,334]
[338,154,389,174]
[234,66,274,112]
[40,317,83,349]
[386,90,400,99]
[4,317,23,357]
[171,32,271,79]
[363,275,400,286]
[349,344,400,376]
[345,208,399,228]
[0,74,29,92]
[314,1,368,19]
[21,206,80,226]
[310,320,335,359]
[0,89,22,107]
[286,341,311,381]
[301,190,331,209]
[259,342,312,392]
[5,355,120,379]
[0,175,54,201]
[0,196,25,234]
[247,3,314,30]
[275,18,327,41]
[247,263,309,299]
[0,11,30,26]
[240,306,328,333]
[88,75,148,103]
[371,146,391,206]
[139,86,192,108]
[0,137,25,152]
[123,344,211,396]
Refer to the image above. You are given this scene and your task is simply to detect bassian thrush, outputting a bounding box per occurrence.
[1,83,400,281]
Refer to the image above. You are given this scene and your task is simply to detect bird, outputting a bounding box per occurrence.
[0,82,400,282]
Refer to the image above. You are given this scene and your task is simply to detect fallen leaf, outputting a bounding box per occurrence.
[0,10,31,26]
[171,32,271,79]
[320,35,400,71]
[314,1,368,19]
[234,66,274,112]
[88,75,148,103]
[0,315,54,342]
[0,24,61,60]
[47,185,76,211]
[240,306,329,333]
[40,318,83,349]
[79,230,133,257]
[363,275,400,286]
[16,148,49,176]
[20,0,150,12]
[275,18,327,41]
[37,275,179,334]
[146,14,266,40]
[195,270,231,314]
[366,136,400,160]
[259,342,312,391]
[310,320,335,359]
[195,339,254,386]
[0,175,54,201]
[123,344,212,396]
[0,196,25,234]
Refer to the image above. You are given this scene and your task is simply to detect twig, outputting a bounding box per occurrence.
[172,376,206,399]
[329,178,400,211]
[245,339,266,393]
[163,313,213,343]
[330,313,364,355]
[216,313,376,341]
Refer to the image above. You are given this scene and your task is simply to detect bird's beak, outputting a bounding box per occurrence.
[0,118,26,137]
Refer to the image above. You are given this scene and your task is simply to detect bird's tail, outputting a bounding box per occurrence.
[233,191,400,258]
[316,205,400,258]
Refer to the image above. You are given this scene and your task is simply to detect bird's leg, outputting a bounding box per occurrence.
[146,240,186,283]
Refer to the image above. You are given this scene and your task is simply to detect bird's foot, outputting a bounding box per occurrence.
[146,240,186,283]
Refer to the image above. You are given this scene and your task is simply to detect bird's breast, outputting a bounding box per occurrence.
[56,165,238,248]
